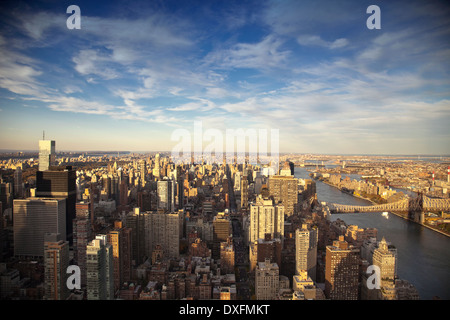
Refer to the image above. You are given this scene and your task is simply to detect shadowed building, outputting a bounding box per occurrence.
[36,166,76,244]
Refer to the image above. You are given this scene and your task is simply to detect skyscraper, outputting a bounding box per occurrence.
[153,153,161,179]
[157,179,175,212]
[146,210,182,259]
[249,194,284,244]
[73,202,92,287]
[107,221,132,292]
[125,207,146,266]
[13,197,66,257]
[220,237,235,274]
[13,167,23,198]
[86,235,114,300]
[212,212,231,260]
[176,165,184,209]
[295,224,318,281]
[240,178,248,209]
[38,139,55,171]
[36,166,76,243]
[268,175,298,216]
[138,159,146,187]
[325,236,360,300]
[43,233,69,300]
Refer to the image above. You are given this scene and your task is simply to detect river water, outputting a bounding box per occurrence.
[294,167,450,300]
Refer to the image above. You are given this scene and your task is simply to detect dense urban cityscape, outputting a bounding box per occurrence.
[0,0,449,312]
[0,139,449,303]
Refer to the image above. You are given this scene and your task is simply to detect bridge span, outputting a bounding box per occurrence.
[326,195,450,213]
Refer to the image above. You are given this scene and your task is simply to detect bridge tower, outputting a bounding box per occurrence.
[408,192,424,222]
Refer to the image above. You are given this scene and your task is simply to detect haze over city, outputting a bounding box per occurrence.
[0,0,449,154]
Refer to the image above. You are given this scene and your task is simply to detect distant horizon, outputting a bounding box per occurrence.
[1,148,449,158]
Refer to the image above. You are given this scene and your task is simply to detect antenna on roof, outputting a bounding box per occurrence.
[43,130,45,140]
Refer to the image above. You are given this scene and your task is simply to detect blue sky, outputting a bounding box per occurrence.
[0,0,449,154]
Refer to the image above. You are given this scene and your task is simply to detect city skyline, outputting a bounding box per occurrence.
[0,0,449,154]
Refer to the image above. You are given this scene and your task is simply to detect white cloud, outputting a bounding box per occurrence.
[0,41,51,98]
[72,49,120,80]
[167,97,216,112]
[297,35,348,49]
[205,34,290,70]
[62,85,83,94]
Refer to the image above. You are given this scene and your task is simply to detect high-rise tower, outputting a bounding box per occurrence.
[268,175,298,216]
[325,236,360,300]
[44,233,69,300]
[13,197,66,257]
[153,153,161,179]
[38,139,56,171]
[36,166,76,244]
[295,224,318,281]
[157,179,175,212]
[86,235,114,300]
[249,195,284,244]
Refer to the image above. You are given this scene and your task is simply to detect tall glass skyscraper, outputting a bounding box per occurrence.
[38,140,55,171]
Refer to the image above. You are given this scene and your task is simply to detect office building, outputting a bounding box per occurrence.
[268,175,298,216]
[44,233,69,300]
[125,207,146,266]
[13,167,23,198]
[13,197,66,257]
[119,180,129,208]
[220,237,235,274]
[138,159,147,187]
[0,182,13,214]
[86,235,114,300]
[38,139,55,171]
[234,172,241,192]
[255,258,279,300]
[36,166,76,243]
[241,178,248,209]
[295,224,318,281]
[249,194,284,244]
[157,179,175,212]
[212,212,231,260]
[146,210,183,259]
[153,153,161,179]
[176,165,184,209]
[73,202,92,287]
[108,221,132,291]
[325,236,360,300]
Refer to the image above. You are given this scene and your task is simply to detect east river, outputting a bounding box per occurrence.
[294,167,450,300]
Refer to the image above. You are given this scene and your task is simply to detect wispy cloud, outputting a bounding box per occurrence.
[73,49,120,80]
[204,34,290,70]
[297,35,349,49]
[0,0,449,153]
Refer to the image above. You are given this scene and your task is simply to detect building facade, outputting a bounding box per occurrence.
[295,224,318,281]
[255,258,279,300]
[38,139,55,171]
[325,236,360,300]
[268,175,298,216]
[249,195,284,244]
[44,233,69,300]
[13,197,66,257]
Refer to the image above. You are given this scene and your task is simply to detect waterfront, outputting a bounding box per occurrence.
[295,167,450,300]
